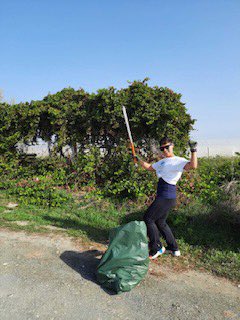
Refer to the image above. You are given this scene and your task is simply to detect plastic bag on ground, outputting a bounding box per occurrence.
[96,220,149,293]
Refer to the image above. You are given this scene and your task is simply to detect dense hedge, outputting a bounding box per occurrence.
[0,154,239,207]
[0,79,194,157]
[0,79,197,206]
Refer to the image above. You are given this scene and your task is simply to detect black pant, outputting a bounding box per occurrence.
[143,197,178,254]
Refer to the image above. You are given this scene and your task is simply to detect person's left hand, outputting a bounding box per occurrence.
[188,140,197,152]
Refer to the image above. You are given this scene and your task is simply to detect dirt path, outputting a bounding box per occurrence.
[0,229,239,320]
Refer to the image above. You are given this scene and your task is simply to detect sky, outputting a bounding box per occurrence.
[1,0,240,155]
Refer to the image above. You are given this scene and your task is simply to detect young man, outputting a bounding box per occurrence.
[134,137,197,260]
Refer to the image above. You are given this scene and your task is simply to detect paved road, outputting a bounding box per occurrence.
[0,229,239,320]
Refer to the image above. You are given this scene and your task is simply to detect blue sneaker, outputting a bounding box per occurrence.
[149,246,166,260]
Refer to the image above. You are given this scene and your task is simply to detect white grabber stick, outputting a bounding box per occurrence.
[122,106,138,167]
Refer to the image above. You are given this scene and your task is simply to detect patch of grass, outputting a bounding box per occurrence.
[200,248,240,281]
[154,239,240,282]
[0,220,50,234]
[0,190,239,282]
[119,198,240,281]
[0,190,126,242]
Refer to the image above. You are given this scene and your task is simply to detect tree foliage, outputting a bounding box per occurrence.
[0,79,195,157]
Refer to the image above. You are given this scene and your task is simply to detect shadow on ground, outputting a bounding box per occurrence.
[43,215,109,243]
[120,210,144,225]
[60,250,116,295]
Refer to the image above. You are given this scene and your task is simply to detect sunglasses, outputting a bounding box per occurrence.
[160,144,172,151]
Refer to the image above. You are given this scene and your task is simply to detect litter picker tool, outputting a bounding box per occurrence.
[122,106,138,166]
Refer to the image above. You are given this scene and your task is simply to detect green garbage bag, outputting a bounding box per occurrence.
[96,221,149,293]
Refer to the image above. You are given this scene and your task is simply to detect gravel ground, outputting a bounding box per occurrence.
[0,229,239,320]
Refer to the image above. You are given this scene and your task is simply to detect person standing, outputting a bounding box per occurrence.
[134,137,197,259]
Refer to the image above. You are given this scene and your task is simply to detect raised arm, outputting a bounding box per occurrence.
[184,141,198,171]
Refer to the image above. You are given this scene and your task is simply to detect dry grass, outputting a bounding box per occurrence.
[219,180,240,225]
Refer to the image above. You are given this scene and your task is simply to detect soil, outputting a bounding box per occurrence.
[0,229,239,320]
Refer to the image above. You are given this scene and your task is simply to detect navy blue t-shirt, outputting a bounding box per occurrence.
[157,178,176,199]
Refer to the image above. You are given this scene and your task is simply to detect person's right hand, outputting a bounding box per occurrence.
[133,155,139,162]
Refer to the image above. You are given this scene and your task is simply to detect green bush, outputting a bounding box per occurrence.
[86,145,156,199]
[178,156,240,204]
[5,176,72,207]
[0,154,239,209]
[0,80,194,157]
